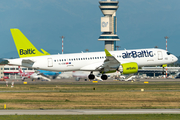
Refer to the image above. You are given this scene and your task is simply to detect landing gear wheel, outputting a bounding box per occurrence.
[88,74,95,80]
[101,75,108,80]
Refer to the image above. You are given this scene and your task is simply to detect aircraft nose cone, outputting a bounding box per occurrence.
[175,56,178,62]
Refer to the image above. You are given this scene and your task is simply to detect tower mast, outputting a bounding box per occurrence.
[98,0,120,51]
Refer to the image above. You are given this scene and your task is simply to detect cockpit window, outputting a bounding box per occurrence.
[167,52,171,55]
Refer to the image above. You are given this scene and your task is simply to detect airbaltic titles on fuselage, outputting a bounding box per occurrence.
[122,50,153,59]
[19,49,154,59]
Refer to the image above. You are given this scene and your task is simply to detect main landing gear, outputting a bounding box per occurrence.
[88,71,108,80]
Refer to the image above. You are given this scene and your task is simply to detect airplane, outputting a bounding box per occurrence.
[58,71,103,81]
[18,66,34,80]
[30,72,51,81]
[72,71,102,81]
[57,71,73,79]
[37,70,61,79]
[18,66,51,81]
[7,28,178,80]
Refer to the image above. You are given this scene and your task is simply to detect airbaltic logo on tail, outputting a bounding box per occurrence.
[122,50,153,59]
[19,49,36,55]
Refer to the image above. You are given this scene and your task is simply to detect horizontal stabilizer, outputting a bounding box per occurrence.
[22,59,35,65]
[41,49,50,55]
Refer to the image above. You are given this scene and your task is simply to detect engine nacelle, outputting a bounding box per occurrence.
[118,62,138,74]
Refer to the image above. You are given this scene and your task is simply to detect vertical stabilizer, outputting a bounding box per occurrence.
[18,66,23,73]
[10,28,50,58]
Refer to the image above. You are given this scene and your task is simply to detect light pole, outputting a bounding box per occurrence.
[165,36,169,51]
[116,46,120,50]
[164,36,169,78]
[61,36,64,54]
[85,49,89,52]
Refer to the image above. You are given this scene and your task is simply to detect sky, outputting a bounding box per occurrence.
[0,0,180,58]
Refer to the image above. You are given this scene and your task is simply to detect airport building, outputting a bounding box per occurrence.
[0,65,36,79]
[98,0,120,51]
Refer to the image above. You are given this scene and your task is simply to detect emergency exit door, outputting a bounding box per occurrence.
[48,58,53,67]
[157,51,163,60]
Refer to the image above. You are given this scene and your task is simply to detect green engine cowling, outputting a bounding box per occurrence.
[118,62,138,74]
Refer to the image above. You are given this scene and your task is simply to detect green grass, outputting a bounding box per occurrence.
[1,81,180,92]
[1,82,180,109]
[0,114,180,120]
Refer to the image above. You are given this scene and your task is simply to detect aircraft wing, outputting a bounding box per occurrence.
[100,49,120,72]
[80,49,120,72]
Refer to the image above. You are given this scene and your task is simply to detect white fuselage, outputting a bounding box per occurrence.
[8,48,178,72]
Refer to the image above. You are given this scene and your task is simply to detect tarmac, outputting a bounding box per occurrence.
[1,77,180,85]
[1,109,180,115]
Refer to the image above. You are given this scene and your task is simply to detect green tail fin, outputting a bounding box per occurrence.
[10,28,50,58]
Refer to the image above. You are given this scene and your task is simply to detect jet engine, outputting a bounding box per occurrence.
[118,62,138,74]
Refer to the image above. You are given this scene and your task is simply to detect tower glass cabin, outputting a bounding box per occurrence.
[98,0,120,51]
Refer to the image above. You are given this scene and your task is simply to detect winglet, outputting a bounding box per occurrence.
[104,49,112,57]
[10,28,50,58]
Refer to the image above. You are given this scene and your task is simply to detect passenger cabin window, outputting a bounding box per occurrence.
[22,68,27,70]
[10,68,15,70]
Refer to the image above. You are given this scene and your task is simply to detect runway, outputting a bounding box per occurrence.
[1,78,180,85]
[1,109,180,115]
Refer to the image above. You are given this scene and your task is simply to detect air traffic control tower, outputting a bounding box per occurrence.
[98,0,120,51]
